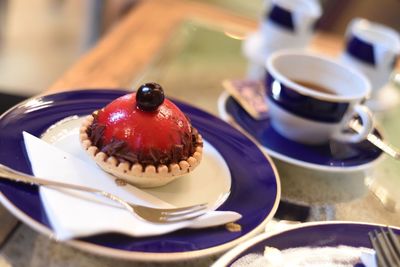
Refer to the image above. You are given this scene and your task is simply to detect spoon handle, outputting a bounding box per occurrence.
[349,120,400,160]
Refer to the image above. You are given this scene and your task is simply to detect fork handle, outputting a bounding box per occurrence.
[0,163,135,213]
[0,163,99,193]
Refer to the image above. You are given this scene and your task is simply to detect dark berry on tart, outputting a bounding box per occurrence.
[80,83,203,188]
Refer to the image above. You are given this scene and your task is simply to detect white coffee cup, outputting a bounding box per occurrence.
[340,18,400,96]
[265,50,374,144]
[259,0,321,45]
[243,0,322,80]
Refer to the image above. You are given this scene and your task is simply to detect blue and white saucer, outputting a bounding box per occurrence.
[218,92,384,172]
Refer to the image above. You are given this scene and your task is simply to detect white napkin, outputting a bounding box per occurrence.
[23,132,241,240]
[231,243,377,267]
[229,220,378,267]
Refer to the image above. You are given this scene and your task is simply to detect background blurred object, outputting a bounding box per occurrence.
[0,0,84,96]
[82,0,137,49]
[191,0,264,18]
[190,0,400,35]
[318,0,400,34]
[242,0,322,80]
[0,0,139,99]
[0,0,398,99]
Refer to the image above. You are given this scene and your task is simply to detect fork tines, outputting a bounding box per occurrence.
[159,203,208,222]
[368,227,400,267]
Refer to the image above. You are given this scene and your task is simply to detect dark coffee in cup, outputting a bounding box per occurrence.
[292,80,336,95]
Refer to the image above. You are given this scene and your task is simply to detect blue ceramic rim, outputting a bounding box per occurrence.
[267,4,295,32]
[0,89,281,261]
[219,92,383,172]
[265,72,350,123]
[215,221,400,266]
[346,34,400,68]
[346,34,376,66]
[265,1,321,33]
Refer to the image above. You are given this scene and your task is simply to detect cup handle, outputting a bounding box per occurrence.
[332,104,374,143]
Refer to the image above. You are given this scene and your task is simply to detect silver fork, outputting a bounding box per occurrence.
[368,227,400,267]
[0,163,207,223]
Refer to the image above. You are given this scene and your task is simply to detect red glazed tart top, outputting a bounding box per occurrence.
[86,83,201,166]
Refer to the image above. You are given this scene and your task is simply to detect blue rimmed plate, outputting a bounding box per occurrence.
[214,221,400,266]
[0,89,280,261]
[218,92,384,172]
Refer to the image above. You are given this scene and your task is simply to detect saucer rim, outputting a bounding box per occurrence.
[212,220,400,267]
[218,91,385,173]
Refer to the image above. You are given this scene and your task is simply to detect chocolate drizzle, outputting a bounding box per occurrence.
[86,114,105,148]
[101,139,139,163]
[86,114,202,166]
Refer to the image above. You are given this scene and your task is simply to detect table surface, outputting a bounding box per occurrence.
[1,0,399,266]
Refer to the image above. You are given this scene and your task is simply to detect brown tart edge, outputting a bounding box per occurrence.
[79,114,203,188]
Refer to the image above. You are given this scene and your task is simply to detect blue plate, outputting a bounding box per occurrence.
[214,221,400,266]
[0,89,280,261]
[219,93,383,172]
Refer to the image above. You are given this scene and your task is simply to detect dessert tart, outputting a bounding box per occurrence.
[80,83,203,188]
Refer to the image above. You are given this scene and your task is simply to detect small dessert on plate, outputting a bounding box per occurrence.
[80,83,203,188]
